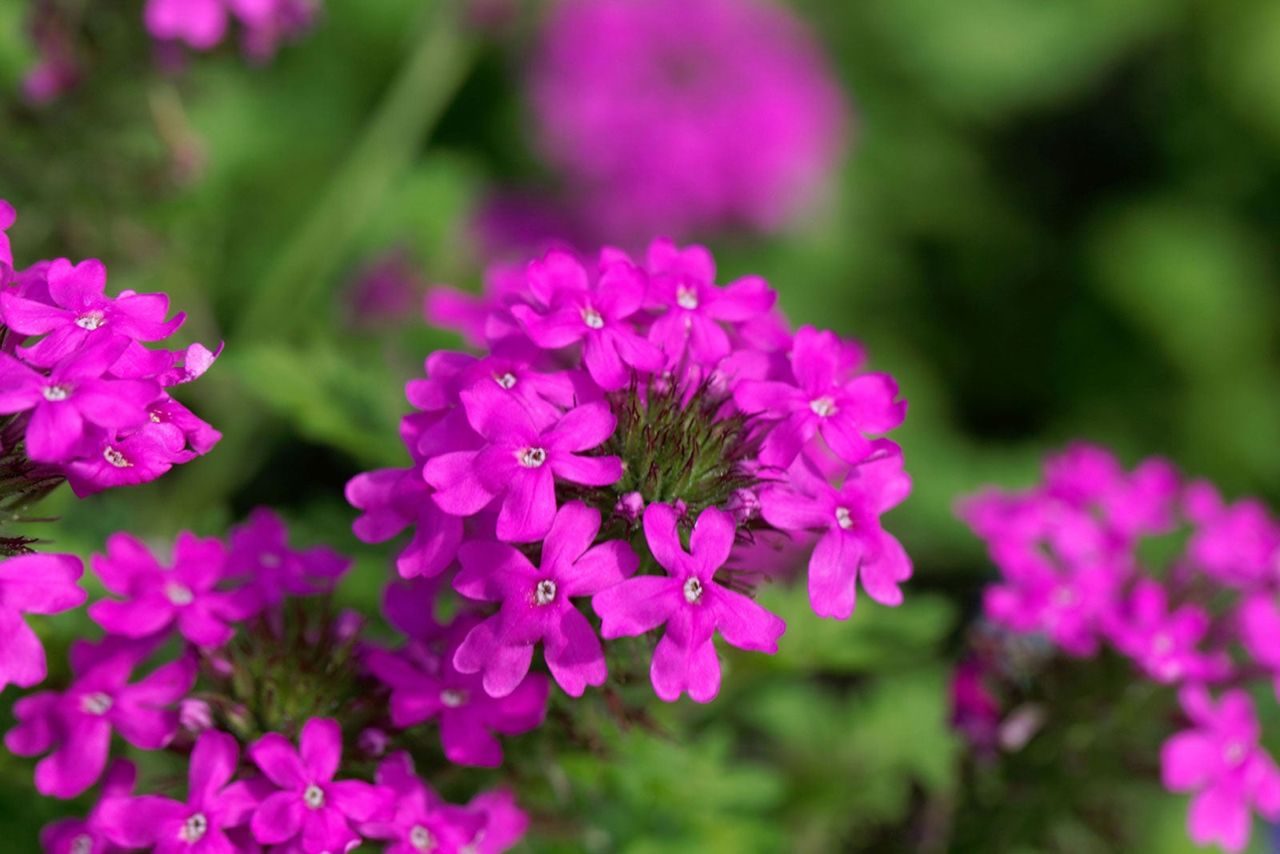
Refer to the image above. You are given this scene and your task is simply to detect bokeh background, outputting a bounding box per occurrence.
[3,0,1280,850]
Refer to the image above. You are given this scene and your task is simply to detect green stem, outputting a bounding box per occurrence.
[237,1,475,342]
[162,2,474,524]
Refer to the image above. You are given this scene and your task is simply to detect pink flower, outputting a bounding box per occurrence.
[0,199,15,276]
[643,238,775,367]
[1238,595,1280,673]
[39,760,136,854]
[593,504,785,702]
[96,729,261,850]
[1105,579,1227,684]
[6,638,195,798]
[359,753,485,853]
[1162,687,1280,852]
[510,250,663,390]
[365,620,549,767]
[247,718,394,852]
[0,342,160,463]
[452,502,638,697]
[0,553,85,691]
[734,325,906,468]
[346,467,462,579]
[529,0,846,239]
[88,532,258,648]
[226,508,350,605]
[760,445,912,619]
[463,789,528,854]
[64,423,196,496]
[1186,482,1280,588]
[423,387,622,542]
[0,258,184,367]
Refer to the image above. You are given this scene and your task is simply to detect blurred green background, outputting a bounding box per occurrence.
[3,0,1280,850]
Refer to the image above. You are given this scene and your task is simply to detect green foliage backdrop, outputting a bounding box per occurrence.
[2,0,1279,850]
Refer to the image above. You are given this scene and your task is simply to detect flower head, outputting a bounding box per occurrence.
[594,504,786,702]
[6,638,195,798]
[247,717,394,852]
[530,0,846,238]
[452,502,638,697]
[0,553,85,691]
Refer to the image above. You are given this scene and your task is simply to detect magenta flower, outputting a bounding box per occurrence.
[510,250,663,390]
[0,258,184,367]
[96,729,261,850]
[247,718,393,852]
[452,502,638,697]
[0,199,14,276]
[1105,579,1227,684]
[145,0,229,50]
[734,326,906,467]
[226,508,350,604]
[644,238,775,366]
[88,532,258,648]
[760,445,912,619]
[0,553,85,691]
[346,467,462,579]
[593,504,786,703]
[359,753,485,853]
[529,0,845,239]
[39,760,136,854]
[1185,481,1280,588]
[1043,443,1181,540]
[408,349,581,432]
[1238,595,1280,674]
[366,620,549,767]
[463,789,528,854]
[6,638,195,798]
[0,342,160,463]
[423,387,622,542]
[64,423,196,497]
[144,0,317,59]
[1162,686,1280,852]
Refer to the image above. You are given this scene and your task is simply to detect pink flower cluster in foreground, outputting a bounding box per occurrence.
[5,511,526,853]
[529,0,846,240]
[960,443,1280,852]
[352,236,910,709]
[0,199,220,498]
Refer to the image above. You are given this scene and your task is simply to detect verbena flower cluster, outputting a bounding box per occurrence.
[351,237,911,707]
[9,511,526,853]
[0,200,219,508]
[959,443,1280,853]
[144,0,319,60]
[529,0,846,239]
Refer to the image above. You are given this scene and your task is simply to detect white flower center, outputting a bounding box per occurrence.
[676,284,699,310]
[149,410,163,423]
[304,784,325,810]
[440,688,468,708]
[70,835,94,854]
[1224,742,1246,767]
[493,372,517,390]
[180,813,208,843]
[103,446,132,468]
[75,310,106,330]
[534,579,557,606]
[809,396,837,418]
[835,507,854,530]
[410,825,435,852]
[1052,588,1076,608]
[1151,632,1173,655]
[683,577,703,604]
[79,692,113,716]
[581,307,604,329]
[42,384,72,402]
[518,447,547,468]
[260,552,282,569]
[165,582,195,606]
